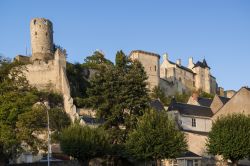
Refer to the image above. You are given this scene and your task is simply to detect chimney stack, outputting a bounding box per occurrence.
[188,57,194,69]
[192,92,199,101]
[163,53,168,61]
[176,59,181,66]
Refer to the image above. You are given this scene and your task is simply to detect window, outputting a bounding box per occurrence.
[170,159,178,166]
[192,118,196,127]
[46,32,48,36]
[43,20,47,25]
[33,20,36,25]
[35,32,37,35]
[155,65,157,71]
[165,69,168,78]
[194,160,199,166]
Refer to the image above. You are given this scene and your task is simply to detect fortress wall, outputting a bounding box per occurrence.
[24,60,60,92]
[23,49,81,122]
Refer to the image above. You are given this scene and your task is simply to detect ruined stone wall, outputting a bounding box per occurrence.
[24,60,59,92]
[22,49,80,122]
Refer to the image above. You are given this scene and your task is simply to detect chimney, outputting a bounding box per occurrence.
[163,53,168,61]
[176,59,181,66]
[188,57,194,69]
[192,92,199,101]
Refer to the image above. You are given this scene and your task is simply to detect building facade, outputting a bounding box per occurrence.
[130,50,218,95]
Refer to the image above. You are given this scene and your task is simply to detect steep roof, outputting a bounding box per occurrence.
[168,60,195,74]
[212,87,250,119]
[81,116,104,125]
[176,151,202,159]
[193,59,210,69]
[197,97,213,107]
[150,99,165,111]
[129,50,160,58]
[218,96,230,105]
[168,100,213,117]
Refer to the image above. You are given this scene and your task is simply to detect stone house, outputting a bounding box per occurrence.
[166,87,250,166]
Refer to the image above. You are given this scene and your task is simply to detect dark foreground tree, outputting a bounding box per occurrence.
[60,125,110,166]
[207,114,250,166]
[125,110,187,166]
[83,50,149,143]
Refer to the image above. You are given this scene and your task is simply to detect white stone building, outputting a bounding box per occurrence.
[130,50,218,96]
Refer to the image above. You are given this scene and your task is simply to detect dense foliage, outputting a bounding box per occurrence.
[126,110,187,165]
[66,62,90,98]
[60,124,109,165]
[82,51,113,70]
[207,114,250,165]
[0,58,70,163]
[151,86,190,106]
[81,50,150,143]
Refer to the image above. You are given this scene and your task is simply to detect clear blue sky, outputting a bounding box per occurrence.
[0,0,250,91]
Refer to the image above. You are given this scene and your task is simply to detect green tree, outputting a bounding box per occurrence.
[82,51,113,70]
[151,86,172,106]
[125,110,187,166]
[16,106,71,153]
[66,62,90,98]
[207,114,250,166]
[84,51,149,143]
[60,124,110,166]
[0,59,71,163]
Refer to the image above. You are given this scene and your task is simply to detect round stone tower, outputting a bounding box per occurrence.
[30,18,54,61]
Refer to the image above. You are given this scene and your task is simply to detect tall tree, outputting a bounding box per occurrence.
[125,110,187,166]
[66,62,90,98]
[83,50,149,143]
[207,114,250,166]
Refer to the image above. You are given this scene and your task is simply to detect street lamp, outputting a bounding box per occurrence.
[41,101,51,166]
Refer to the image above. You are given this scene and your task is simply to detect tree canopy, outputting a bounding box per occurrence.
[0,59,70,163]
[60,124,109,165]
[125,110,187,165]
[81,51,149,143]
[207,114,250,165]
[82,51,113,70]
